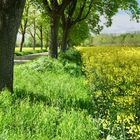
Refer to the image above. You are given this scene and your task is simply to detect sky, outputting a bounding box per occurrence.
[101,1,140,34]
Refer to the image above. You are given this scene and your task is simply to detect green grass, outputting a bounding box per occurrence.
[14,49,48,56]
[0,56,98,140]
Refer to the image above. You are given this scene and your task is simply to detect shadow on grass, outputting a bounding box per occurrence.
[13,89,51,106]
[13,88,95,115]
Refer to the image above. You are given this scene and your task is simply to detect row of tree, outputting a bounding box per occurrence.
[84,33,140,46]
[0,0,140,92]
[18,0,50,52]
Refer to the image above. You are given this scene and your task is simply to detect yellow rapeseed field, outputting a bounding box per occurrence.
[78,46,140,139]
[15,47,41,52]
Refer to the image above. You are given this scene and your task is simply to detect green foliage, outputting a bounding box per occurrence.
[59,48,83,76]
[25,50,82,77]
[27,57,63,73]
[79,46,140,139]
[84,33,140,46]
[59,48,82,65]
[14,53,92,111]
[15,49,48,56]
[0,55,99,139]
[69,21,89,46]
[55,110,98,140]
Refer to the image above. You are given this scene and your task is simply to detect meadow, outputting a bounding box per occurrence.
[0,46,139,139]
[14,47,48,56]
[0,50,98,140]
[78,46,140,139]
[15,47,42,52]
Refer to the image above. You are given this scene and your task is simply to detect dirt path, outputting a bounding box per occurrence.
[14,52,48,64]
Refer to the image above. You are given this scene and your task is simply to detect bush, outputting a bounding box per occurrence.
[59,48,83,76]
[59,48,82,66]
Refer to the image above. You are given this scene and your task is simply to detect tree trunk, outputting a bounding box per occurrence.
[0,0,26,92]
[20,31,25,52]
[40,25,43,50]
[19,21,28,52]
[49,15,60,58]
[45,30,49,49]
[33,10,36,50]
[61,26,70,53]
[33,35,36,50]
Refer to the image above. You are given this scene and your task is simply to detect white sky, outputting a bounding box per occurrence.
[101,11,140,34]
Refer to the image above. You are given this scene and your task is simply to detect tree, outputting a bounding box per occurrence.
[41,0,71,58]
[19,0,30,52]
[36,13,48,50]
[0,0,26,92]
[61,0,93,52]
[25,7,37,50]
[68,20,89,46]
[60,0,140,52]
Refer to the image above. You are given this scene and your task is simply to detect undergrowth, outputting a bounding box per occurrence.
[0,48,99,140]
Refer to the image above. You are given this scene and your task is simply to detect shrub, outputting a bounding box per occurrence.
[59,48,83,76]
[59,48,82,66]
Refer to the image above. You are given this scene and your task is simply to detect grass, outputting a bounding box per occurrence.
[2,46,139,139]
[14,48,48,56]
[0,55,99,140]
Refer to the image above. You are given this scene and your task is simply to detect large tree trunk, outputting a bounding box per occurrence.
[49,15,60,58]
[61,26,70,53]
[0,0,26,92]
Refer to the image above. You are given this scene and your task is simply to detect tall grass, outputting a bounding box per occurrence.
[0,53,99,139]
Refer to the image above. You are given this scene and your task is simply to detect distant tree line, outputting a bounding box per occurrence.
[84,33,140,46]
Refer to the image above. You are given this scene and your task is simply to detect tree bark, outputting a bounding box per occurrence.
[49,15,60,58]
[31,10,36,51]
[40,25,43,50]
[0,0,26,92]
[33,34,36,50]
[61,26,70,53]
[45,30,49,49]
[19,4,29,52]
[20,31,25,52]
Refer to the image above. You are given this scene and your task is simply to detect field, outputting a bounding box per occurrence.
[78,46,140,139]
[0,54,98,140]
[15,47,42,52]
[14,47,48,56]
[0,46,140,139]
